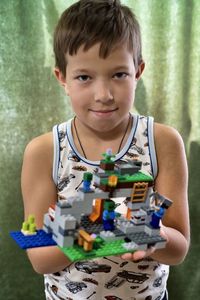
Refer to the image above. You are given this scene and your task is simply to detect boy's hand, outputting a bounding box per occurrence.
[121,227,168,261]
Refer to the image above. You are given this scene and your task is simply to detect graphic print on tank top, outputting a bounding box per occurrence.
[44,114,169,300]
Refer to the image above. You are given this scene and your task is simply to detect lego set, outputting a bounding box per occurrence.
[10,150,172,261]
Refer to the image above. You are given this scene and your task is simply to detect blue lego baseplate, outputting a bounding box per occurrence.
[10,229,56,249]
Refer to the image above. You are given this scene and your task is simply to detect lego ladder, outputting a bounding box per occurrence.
[126,182,149,219]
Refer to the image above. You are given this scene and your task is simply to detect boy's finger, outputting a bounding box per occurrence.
[120,253,133,260]
[121,247,156,261]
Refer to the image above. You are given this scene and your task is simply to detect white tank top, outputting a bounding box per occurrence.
[44,114,169,300]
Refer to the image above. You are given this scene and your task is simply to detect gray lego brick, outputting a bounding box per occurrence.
[118,221,145,234]
[145,225,160,236]
[57,200,72,208]
[80,215,126,237]
[56,234,74,248]
[112,228,126,238]
[80,215,105,234]
[78,188,110,200]
[127,231,166,246]
[100,231,116,242]
[58,227,77,237]
[114,161,141,175]
[58,215,76,229]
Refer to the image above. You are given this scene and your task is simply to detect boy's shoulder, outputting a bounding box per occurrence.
[154,122,185,161]
[154,122,183,143]
[24,132,53,166]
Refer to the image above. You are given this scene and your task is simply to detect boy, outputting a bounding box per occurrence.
[22,0,190,299]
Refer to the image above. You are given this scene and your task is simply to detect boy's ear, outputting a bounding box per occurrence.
[54,67,66,86]
[135,60,145,80]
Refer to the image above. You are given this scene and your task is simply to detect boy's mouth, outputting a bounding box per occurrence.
[89,108,118,114]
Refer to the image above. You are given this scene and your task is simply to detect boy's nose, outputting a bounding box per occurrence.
[94,80,114,103]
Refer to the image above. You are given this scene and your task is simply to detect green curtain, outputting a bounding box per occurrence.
[0,1,199,299]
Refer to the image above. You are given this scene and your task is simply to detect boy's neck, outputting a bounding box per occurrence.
[72,114,132,161]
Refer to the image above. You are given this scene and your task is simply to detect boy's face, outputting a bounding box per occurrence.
[55,43,143,134]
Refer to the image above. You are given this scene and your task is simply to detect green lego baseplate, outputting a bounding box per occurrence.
[59,239,132,261]
[59,232,166,262]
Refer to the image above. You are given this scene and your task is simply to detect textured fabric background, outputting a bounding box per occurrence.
[0,0,199,299]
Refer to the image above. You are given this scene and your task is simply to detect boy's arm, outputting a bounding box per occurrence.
[122,123,190,265]
[21,133,71,274]
[152,123,190,264]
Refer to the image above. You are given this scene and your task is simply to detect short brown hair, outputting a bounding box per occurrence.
[54,0,142,77]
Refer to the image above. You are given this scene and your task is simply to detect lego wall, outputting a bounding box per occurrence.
[0,0,199,299]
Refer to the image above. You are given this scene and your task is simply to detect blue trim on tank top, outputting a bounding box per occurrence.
[65,114,139,167]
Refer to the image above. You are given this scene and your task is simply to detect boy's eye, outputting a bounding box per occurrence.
[76,75,90,82]
[113,72,128,79]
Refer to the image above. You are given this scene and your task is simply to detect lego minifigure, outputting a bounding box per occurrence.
[150,206,165,229]
[102,199,121,231]
[83,172,93,192]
